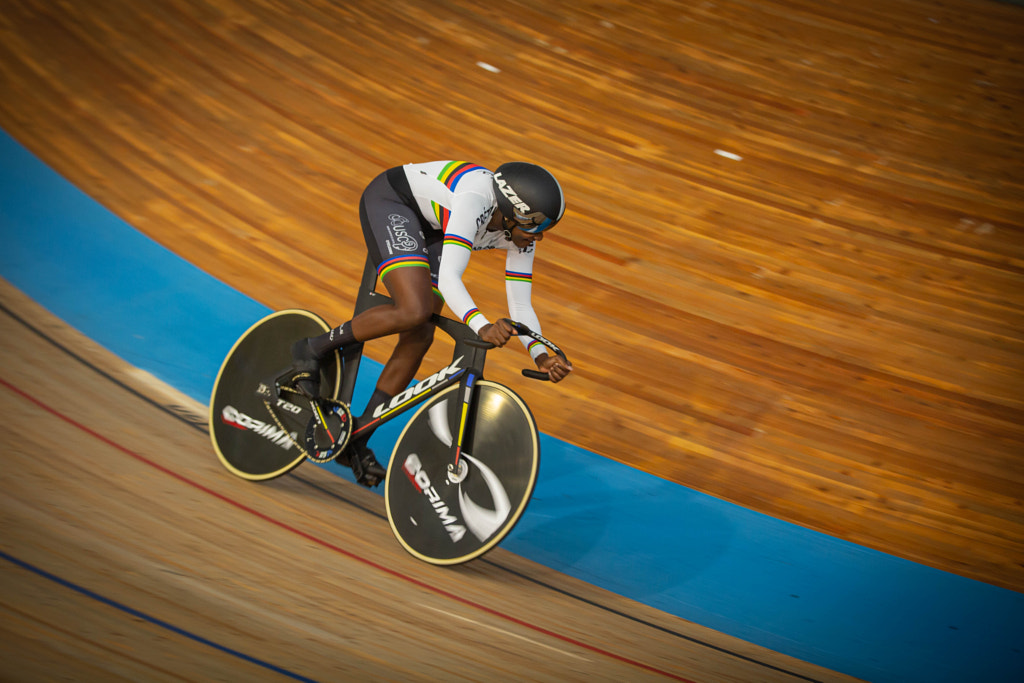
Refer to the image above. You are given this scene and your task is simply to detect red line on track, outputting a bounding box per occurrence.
[1,376,695,682]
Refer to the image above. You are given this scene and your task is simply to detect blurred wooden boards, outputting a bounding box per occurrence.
[0,0,1022,594]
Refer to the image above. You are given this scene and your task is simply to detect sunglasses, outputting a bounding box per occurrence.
[504,211,555,234]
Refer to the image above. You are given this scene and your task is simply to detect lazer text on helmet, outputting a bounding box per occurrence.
[494,172,531,214]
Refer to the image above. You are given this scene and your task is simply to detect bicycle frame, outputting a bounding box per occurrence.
[327,259,491,474]
[209,255,568,559]
[210,260,568,560]
[330,257,566,475]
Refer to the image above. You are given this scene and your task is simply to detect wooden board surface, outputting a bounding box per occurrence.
[0,280,858,681]
[0,0,1021,597]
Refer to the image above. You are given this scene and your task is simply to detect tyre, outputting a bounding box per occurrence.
[384,380,540,564]
[209,309,340,480]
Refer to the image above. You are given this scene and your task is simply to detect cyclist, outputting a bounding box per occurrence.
[291,160,573,485]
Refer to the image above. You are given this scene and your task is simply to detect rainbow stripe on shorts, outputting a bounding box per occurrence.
[377,254,430,279]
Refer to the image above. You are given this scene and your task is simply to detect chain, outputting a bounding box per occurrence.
[262,399,311,458]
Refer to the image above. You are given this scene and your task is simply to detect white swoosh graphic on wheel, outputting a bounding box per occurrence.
[427,399,512,542]
[428,400,453,446]
[458,453,512,541]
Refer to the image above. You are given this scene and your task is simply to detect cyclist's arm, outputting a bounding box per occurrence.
[436,194,491,334]
[506,248,572,381]
[504,248,547,361]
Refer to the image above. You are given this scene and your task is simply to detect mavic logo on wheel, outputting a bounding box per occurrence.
[221,405,297,450]
[372,356,465,419]
[402,454,466,543]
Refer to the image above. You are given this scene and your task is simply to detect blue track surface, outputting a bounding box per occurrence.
[2,129,1021,683]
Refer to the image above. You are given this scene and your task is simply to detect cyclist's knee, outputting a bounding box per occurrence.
[382,269,434,331]
[391,301,433,331]
[405,320,436,350]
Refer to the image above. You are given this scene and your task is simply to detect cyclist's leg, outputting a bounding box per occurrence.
[370,286,444,398]
[343,267,439,485]
[349,264,435,347]
[297,170,436,485]
[356,230,444,426]
[301,170,433,360]
[365,224,445,399]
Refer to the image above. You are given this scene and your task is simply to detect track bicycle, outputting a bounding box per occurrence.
[208,259,570,565]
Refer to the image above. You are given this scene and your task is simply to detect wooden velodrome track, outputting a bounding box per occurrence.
[0,282,853,681]
[0,0,1021,679]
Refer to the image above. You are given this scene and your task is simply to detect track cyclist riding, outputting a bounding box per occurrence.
[289,160,574,486]
[209,160,575,563]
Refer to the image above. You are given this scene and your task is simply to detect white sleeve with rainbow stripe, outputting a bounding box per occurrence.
[438,238,488,333]
[505,248,546,360]
[436,192,491,333]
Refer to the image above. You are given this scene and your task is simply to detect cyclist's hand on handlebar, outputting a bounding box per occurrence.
[479,320,514,348]
[535,352,573,383]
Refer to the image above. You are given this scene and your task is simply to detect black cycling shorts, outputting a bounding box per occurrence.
[359,167,442,286]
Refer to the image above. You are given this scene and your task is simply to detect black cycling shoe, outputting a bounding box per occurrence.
[349,441,386,488]
[290,338,321,398]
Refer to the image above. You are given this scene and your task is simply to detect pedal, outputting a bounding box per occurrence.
[271,365,320,401]
[350,447,386,488]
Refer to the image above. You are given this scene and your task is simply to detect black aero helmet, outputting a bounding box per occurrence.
[492,162,565,233]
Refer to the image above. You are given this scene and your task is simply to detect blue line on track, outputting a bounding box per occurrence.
[0,549,318,682]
